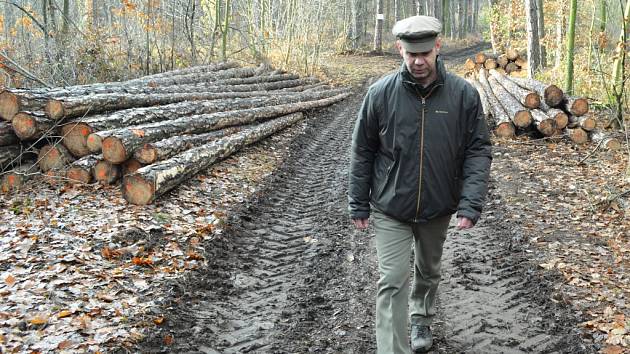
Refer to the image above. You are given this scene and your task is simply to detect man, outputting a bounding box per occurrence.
[348,15,492,353]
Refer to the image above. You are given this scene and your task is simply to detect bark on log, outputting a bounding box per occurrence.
[568,113,597,131]
[507,76,564,108]
[546,108,569,129]
[12,112,58,140]
[506,48,520,61]
[129,62,240,81]
[123,112,304,205]
[0,90,48,122]
[94,160,121,184]
[134,126,245,164]
[0,121,18,146]
[489,69,540,109]
[1,162,37,193]
[82,87,347,154]
[122,159,143,176]
[590,130,622,150]
[477,69,515,138]
[38,144,74,172]
[564,96,589,116]
[566,127,589,144]
[0,145,21,169]
[66,155,100,184]
[487,75,533,128]
[531,109,557,136]
[474,53,487,64]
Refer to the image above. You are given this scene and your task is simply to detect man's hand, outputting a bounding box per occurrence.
[456,217,474,230]
[352,218,369,230]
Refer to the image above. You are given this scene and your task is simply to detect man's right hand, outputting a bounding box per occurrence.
[352,218,369,230]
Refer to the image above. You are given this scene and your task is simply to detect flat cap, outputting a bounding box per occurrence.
[392,16,442,53]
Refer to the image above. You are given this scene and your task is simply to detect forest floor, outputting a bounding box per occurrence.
[0,40,628,353]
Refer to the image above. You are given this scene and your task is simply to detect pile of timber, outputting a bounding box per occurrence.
[469,68,620,149]
[465,48,527,75]
[0,62,351,202]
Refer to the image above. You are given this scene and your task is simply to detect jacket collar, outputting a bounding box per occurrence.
[400,56,445,97]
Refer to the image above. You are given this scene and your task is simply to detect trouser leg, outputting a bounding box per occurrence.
[409,215,451,325]
[372,210,413,354]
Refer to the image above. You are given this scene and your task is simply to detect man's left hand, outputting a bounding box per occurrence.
[456,217,474,230]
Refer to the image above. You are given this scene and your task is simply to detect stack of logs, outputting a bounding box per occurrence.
[465,49,527,75]
[468,68,621,150]
[0,62,351,204]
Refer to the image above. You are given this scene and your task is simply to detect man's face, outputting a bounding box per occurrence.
[397,39,440,83]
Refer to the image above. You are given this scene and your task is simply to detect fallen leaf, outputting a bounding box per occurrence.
[57,310,72,319]
[5,274,16,287]
[57,340,73,349]
[154,316,165,325]
[164,334,174,345]
[601,346,624,354]
[30,316,48,325]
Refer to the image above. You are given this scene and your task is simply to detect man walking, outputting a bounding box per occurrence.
[348,16,492,353]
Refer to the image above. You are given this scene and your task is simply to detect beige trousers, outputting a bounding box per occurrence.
[372,209,451,354]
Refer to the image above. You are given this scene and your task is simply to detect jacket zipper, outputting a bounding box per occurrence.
[415,84,441,220]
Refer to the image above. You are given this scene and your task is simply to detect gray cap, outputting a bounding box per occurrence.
[392,16,442,53]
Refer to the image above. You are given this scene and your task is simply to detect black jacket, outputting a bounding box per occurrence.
[348,59,492,224]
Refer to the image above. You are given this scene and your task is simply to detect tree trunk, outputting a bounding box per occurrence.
[506,76,564,107]
[536,0,546,67]
[564,0,577,94]
[123,112,304,205]
[0,121,18,146]
[38,144,74,172]
[525,0,541,78]
[1,162,37,193]
[487,76,532,128]
[78,88,348,155]
[487,0,499,54]
[101,92,351,164]
[489,69,540,108]
[134,126,246,164]
[478,69,515,137]
[12,112,58,141]
[555,1,566,69]
[374,0,384,53]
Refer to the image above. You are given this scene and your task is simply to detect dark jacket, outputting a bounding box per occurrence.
[348,59,492,224]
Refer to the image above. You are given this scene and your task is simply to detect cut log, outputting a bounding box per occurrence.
[83,88,348,154]
[66,155,100,184]
[102,92,350,164]
[505,62,519,74]
[546,108,569,129]
[12,112,58,140]
[0,145,21,169]
[531,109,557,136]
[487,75,533,128]
[122,159,143,176]
[507,76,564,108]
[0,90,48,122]
[128,62,240,82]
[134,126,245,164]
[497,54,509,68]
[1,162,37,192]
[566,127,589,144]
[38,144,74,172]
[489,69,540,109]
[474,53,487,64]
[568,113,597,131]
[0,121,18,146]
[564,96,589,116]
[477,69,515,138]
[590,130,622,151]
[506,48,520,61]
[123,112,304,205]
[484,58,498,69]
[464,58,476,71]
[514,57,528,69]
[94,160,121,184]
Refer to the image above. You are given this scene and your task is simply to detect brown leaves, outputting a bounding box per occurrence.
[5,274,16,287]
[132,257,153,267]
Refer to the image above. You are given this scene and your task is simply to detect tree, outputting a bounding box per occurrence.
[564,0,577,94]
[525,0,541,78]
[374,0,384,53]
[535,0,546,67]
[609,0,630,127]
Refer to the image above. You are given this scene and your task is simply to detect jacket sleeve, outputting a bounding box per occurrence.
[457,89,492,224]
[348,87,380,220]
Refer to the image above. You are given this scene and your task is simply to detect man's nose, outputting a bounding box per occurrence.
[413,56,426,65]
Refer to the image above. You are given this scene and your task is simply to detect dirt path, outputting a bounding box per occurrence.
[137,47,595,353]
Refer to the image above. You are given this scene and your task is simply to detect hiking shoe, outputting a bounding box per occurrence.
[410,324,433,353]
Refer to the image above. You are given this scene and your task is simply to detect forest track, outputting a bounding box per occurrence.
[137,44,593,353]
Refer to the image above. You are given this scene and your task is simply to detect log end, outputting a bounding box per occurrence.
[570,98,589,116]
[495,122,516,138]
[123,174,155,205]
[134,145,158,165]
[61,123,93,157]
[544,85,564,107]
[94,160,121,185]
[604,139,622,151]
[0,91,19,122]
[38,145,62,172]
[45,99,65,120]
[525,93,541,109]
[474,53,487,64]
[568,128,589,144]
[580,117,597,131]
[538,119,557,137]
[66,167,92,184]
[102,137,128,164]
[12,112,37,140]
[1,173,23,193]
[122,159,143,176]
[514,111,533,128]
[552,112,569,130]
[86,133,104,153]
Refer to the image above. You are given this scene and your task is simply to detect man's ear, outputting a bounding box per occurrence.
[396,40,404,56]
[435,37,442,54]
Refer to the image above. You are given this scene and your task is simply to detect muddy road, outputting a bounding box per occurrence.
[138,46,595,353]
